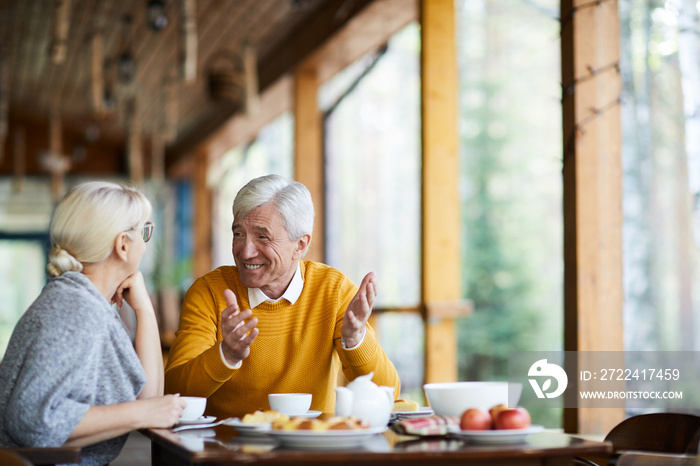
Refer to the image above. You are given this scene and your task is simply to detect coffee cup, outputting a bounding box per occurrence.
[180,396,207,421]
[268,393,312,416]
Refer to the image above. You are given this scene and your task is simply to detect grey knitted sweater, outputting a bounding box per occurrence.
[0,271,146,466]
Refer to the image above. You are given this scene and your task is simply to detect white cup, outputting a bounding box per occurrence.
[180,396,207,421]
[268,393,312,416]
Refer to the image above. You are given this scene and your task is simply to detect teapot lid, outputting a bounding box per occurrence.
[348,371,376,388]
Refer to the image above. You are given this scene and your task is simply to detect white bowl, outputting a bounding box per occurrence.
[180,396,207,421]
[423,382,522,417]
[268,393,312,416]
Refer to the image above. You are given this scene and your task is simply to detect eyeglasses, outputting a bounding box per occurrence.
[127,221,154,242]
[141,221,154,242]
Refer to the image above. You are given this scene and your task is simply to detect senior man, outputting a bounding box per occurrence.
[164,174,400,418]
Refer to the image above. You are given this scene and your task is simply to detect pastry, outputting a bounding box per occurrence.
[393,399,420,412]
[241,410,289,424]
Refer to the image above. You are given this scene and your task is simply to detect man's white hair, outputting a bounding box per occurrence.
[233,174,315,241]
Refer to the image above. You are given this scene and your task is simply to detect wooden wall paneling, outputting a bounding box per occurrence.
[420,0,463,383]
[293,64,324,263]
[561,0,625,435]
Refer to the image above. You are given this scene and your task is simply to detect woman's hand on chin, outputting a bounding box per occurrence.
[113,271,152,313]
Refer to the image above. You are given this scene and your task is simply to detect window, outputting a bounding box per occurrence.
[322,24,422,399]
[0,238,47,356]
[455,0,563,426]
[620,1,700,354]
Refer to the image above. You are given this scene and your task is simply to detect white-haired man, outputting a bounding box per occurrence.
[165,174,400,418]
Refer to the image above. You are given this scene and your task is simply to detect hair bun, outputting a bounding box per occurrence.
[46,245,83,277]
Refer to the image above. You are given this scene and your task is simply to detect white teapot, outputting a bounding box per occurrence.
[334,372,395,428]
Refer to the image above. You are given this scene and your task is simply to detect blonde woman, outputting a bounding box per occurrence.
[0,181,185,465]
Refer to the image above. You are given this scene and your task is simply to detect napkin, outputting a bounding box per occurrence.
[391,415,460,436]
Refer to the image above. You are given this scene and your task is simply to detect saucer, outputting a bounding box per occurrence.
[291,410,322,418]
[177,415,217,425]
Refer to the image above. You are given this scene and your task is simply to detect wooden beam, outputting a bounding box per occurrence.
[199,76,292,164]
[90,33,104,114]
[49,0,71,65]
[43,111,71,200]
[420,0,461,384]
[166,0,382,163]
[163,78,179,143]
[195,0,416,167]
[243,44,261,116]
[304,0,418,84]
[192,146,212,277]
[151,131,165,181]
[180,0,198,83]
[561,0,624,435]
[293,64,324,263]
[258,0,378,92]
[127,99,144,186]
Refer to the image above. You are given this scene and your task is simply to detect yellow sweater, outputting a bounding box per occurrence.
[164,260,400,419]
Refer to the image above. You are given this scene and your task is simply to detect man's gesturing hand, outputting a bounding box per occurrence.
[220,289,258,366]
[340,272,377,349]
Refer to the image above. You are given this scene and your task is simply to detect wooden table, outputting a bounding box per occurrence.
[9,446,81,465]
[145,424,612,466]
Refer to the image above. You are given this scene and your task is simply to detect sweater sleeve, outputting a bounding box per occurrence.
[164,276,237,397]
[333,276,401,398]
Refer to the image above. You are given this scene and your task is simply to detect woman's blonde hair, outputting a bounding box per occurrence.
[46,181,152,277]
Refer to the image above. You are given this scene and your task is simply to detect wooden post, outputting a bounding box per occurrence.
[0,49,7,165]
[91,33,104,114]
[420,0,463,383]
[293,64,324,263]
[12,127,25,193]
[151,131,165,181]
[127,99,143,186]
[561,0,625,434]
[180,0,198,83]
[192,146,212,277]
[47,111,70,199]
[49,0,71,65]
[243,44,261,116]
[163,78,179,143]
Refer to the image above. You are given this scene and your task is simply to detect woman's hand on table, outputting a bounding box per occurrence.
[138,394,187,429]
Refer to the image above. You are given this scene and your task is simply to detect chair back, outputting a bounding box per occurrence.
[605,413,700,455]
[617,452,700,466]
[0,448,33,466]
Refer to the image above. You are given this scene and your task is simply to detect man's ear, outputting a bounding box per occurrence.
[295,234,312,259]
[114,232,130,262]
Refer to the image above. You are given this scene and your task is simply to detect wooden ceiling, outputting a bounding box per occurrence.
[0,0,391,178]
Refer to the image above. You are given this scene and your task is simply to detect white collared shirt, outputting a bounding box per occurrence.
[247,262,304,309]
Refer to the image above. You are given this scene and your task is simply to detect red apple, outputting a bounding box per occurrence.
[489,403,508,424]
[460,408,493,431]
[494,407,531,430]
